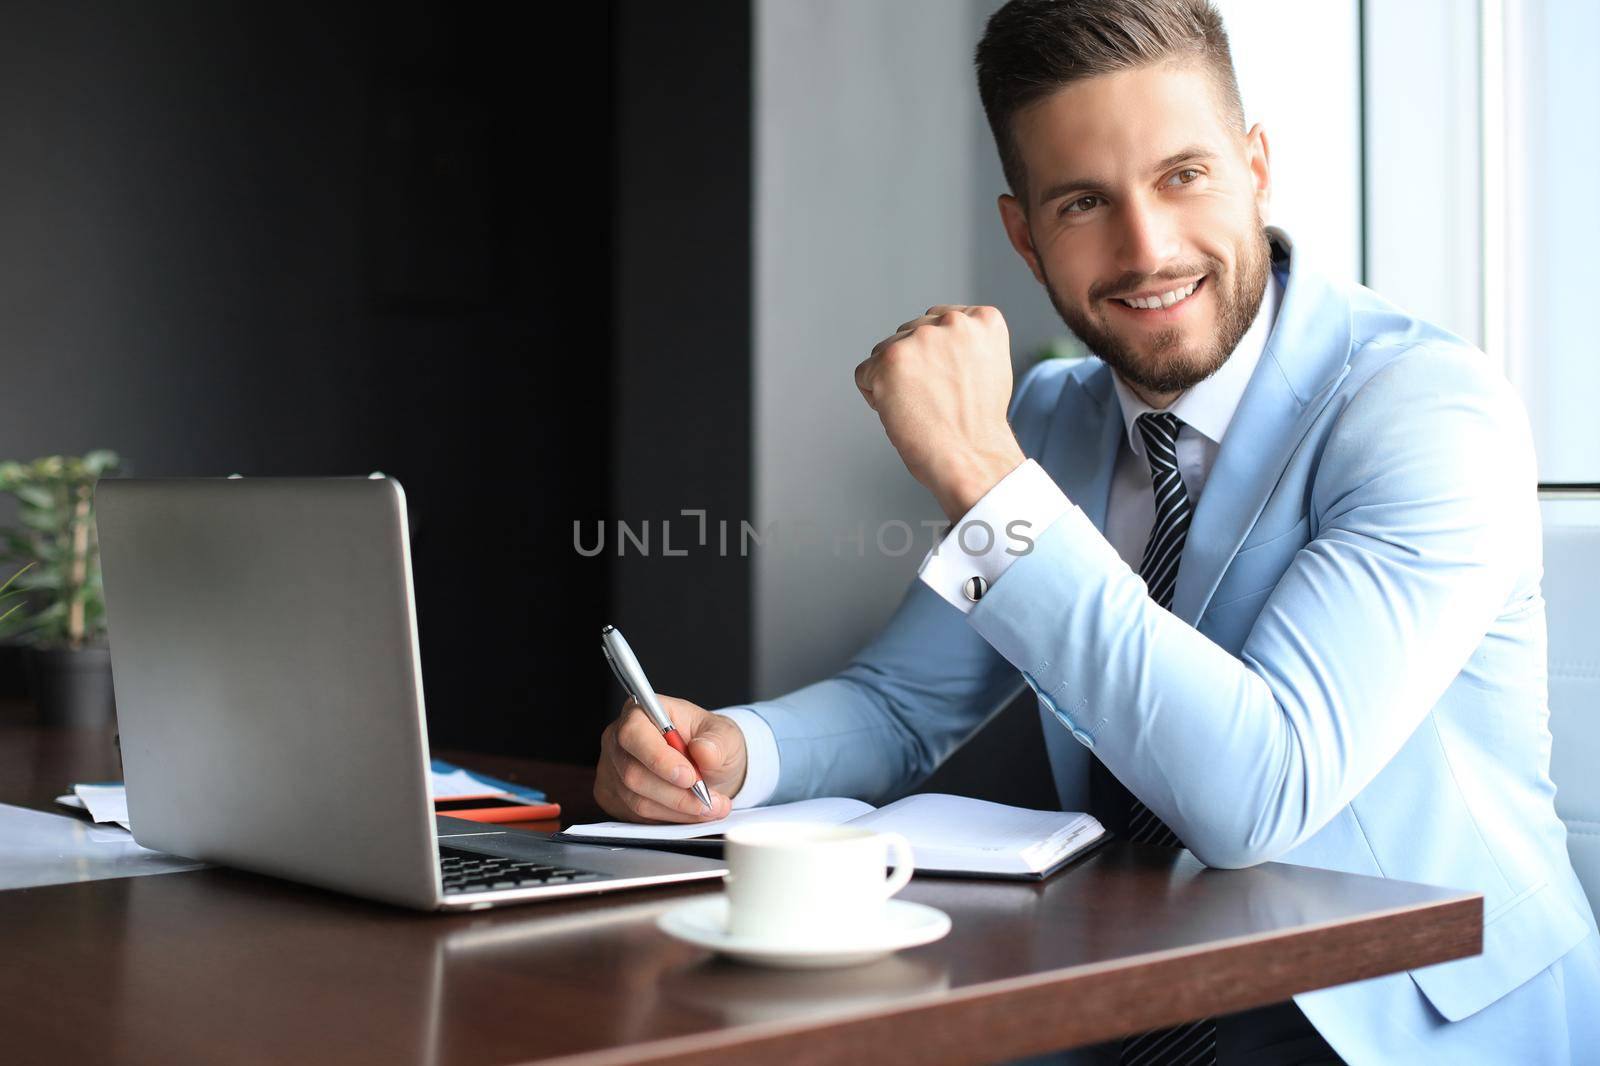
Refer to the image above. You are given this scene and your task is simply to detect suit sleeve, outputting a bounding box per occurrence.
[965,346,1539,868]
[734,360,1069,806]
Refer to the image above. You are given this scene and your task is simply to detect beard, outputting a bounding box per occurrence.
[1042,221,1272,397]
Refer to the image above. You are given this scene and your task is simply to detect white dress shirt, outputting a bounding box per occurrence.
[726,273,1283,808]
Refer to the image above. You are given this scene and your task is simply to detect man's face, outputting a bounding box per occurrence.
[999,62,1272,399]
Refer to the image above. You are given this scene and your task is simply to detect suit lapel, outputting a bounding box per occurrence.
[1170,237,1356,624]
[1036,362,1123,529]
[1032,361,1124,819]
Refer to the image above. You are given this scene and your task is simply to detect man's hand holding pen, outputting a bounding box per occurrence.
[593,695,746,823]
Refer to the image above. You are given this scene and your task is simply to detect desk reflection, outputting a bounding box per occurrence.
[96,843,1471,1065]
[114,870,948,1065]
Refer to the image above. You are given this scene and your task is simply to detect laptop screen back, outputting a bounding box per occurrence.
[96,477,441,908]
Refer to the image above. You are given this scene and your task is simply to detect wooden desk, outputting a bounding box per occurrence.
[0,719,1482,1065]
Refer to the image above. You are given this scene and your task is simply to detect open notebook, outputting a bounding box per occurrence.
[557,794,1107,881]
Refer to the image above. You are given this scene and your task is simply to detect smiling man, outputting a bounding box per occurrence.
[592,2,1599,1063]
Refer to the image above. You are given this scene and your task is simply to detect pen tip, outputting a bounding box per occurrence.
[691,780,713,812]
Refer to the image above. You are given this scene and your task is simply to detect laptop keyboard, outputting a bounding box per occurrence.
[438,845,608,895]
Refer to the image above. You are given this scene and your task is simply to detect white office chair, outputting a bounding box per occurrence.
[1541,487,1600,917]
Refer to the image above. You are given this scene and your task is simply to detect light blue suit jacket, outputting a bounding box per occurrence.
[743,236,1600,1063]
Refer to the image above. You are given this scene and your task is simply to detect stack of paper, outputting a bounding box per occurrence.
[56,761,542,834]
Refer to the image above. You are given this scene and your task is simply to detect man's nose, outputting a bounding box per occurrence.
[1114,196,1181,279]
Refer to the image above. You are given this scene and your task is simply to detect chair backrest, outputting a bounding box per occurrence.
[1541,489,1600,917]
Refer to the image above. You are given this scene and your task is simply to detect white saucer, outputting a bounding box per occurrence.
[656,896,951,969]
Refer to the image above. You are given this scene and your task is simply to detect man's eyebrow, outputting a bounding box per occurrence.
[1035,146,1219,207]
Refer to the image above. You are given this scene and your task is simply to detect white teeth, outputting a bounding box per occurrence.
[1120,278,1200,310]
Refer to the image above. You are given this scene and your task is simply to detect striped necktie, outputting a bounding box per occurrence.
[1135,411,1191,615]
[1127,411,1191,850]
[1120,411,1218,1066]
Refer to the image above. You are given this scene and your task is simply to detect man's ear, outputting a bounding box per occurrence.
[998,193,1048,287]
[1245,123,1272,217]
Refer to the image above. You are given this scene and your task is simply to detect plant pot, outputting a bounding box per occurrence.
[26,645,116,729]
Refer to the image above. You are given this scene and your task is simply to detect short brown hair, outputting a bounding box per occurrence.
[975,0,1245,203]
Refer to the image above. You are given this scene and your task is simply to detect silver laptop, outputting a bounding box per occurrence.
[95,476,726,910]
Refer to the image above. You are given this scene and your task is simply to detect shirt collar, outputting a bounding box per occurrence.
[1110,269,1283,456]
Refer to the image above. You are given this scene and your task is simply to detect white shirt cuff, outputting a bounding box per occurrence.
[917,458,1072,614]
[715,706,780,809]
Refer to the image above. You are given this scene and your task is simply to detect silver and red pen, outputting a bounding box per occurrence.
[600,624,713,812]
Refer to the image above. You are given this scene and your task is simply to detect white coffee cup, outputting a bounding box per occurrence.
[722,822,915,946]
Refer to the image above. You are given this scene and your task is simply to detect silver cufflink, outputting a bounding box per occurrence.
[963,576,989,602]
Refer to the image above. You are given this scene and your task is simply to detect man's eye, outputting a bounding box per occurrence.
[1167,168,1201,186]
[1062,195,1102,215]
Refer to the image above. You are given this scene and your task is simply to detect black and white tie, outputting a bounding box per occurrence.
[1120,411,1218,1066]
[1126,412,1189,851]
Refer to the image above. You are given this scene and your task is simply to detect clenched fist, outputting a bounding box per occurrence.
[854,304,1027,522]
[593,695,746,823]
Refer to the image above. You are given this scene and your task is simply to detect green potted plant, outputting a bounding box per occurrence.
[0,451,121,727]
[1032,334,1094,365]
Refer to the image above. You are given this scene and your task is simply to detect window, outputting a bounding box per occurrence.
[1494,0,1600,482]
[1368,0,1598,481]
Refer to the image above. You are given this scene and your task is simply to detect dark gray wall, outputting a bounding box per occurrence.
[0,0,618,762]
[611,2,753,713]
[0,0,1066,805]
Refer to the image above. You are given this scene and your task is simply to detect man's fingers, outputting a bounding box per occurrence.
[615,704,695,787]
[595,778,717,825]
[601,741,721,823]
[854,358,879,411]
[685,731,724,774]
[617,785,729,825]
[613,748,724,819]
[867,305,995,403]
[870,327,913,362]
[597,694,737,824]
[859,319,924,409]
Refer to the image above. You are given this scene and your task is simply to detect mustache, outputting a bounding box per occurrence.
[1091,262,1222,301]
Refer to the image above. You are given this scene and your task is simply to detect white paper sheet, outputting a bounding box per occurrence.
[563,797,877,841]
[852,794,1103,874]
[0,803,206,890]
[854,794,1098,855]
[60,767,515,833]
[73,783,131,830]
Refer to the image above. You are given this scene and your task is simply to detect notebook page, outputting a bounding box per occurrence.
[850,793,1100,874]
[562,796,876,841]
